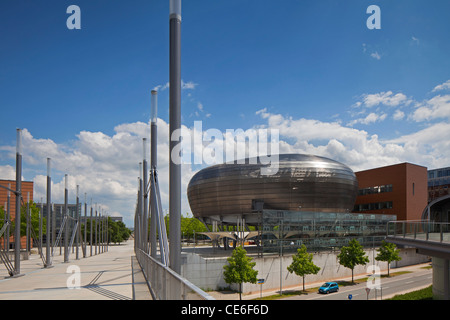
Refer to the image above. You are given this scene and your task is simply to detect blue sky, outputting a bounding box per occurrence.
[0,0,449,226]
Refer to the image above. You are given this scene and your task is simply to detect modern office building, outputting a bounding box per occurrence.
[428,167,450,202]
[353,163,428,221]
[187,154,395,253]
[421,167,450,223]
[188,154,359,226]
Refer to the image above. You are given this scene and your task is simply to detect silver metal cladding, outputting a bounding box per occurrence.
[187,154,358,225]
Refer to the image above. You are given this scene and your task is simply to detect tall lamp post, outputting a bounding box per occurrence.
[150,90,158,258]
[169,0,182,274]
[14,129,22,275]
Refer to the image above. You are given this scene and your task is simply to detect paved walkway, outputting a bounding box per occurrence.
[0,240,152,300]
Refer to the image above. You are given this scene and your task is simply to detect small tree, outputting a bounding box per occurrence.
[337,239,369,283]
[375,240,401,276]
[223,246,258,300]
[287,244,320,292]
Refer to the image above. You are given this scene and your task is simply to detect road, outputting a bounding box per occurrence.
[282,267,432,300]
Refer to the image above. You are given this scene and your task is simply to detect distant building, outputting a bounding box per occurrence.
[0,179,34,248]
[422,167,450,223]
[428,167,450,202]
[353,163,428,221]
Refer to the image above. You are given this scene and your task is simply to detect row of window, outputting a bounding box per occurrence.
[358,184,393,196]
[353,201,393,212]
[428,168,450,179]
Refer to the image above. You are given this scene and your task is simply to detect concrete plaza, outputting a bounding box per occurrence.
[0,240,152,300]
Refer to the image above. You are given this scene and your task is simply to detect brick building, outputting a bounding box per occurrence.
[353,163,428,221]
[0,179,34,248]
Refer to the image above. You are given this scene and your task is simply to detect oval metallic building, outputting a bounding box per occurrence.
[187,154,358,225]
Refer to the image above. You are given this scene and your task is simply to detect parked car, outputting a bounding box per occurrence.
[319,282,339,294]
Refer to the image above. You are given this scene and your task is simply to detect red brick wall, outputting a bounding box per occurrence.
[354,163,427,221]
[0,180,34,248]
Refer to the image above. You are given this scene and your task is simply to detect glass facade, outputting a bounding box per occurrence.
[257,209,396,255]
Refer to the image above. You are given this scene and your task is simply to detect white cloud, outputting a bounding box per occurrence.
[361,91,411,108]
[2,120,196,227]
[255,109,449,171]
[410,94,450,122]
[0,165,16,180]
[370,52,381,60]
[432,80,450,92]
[348,112,387,126]
[182,80,198,90]
[393,109,405,120]
[152,80,198,92]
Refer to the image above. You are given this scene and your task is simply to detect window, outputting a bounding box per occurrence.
[358,184,393,195]
[354,201,393,211]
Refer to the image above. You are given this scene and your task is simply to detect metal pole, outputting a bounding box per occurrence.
[25,192,30,260]
[39,201,43,256]
[143,139,149,254]
[59,206,62,255]
[83,193,87,258]
[45,159,52,267]
[14,128,22,275]
[52,203,55,254]
[139,163,144,251]
[95,204,98,255]
[76,185,80,260]
[169,0,182,274]
[64,174,69,262]
[6,184,10,255]
[90,200,93,256]
[98,212,102,253]
[150,90,158,258]
[106,214,108,251]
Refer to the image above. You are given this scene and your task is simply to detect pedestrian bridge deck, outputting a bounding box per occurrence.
[0,240,152,300]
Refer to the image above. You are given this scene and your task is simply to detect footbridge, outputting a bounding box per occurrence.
[386,220,450,300]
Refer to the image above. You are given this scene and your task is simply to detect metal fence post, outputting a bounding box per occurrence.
[64,174,69,263]
[45,159,52,267]
[14,128,22,275]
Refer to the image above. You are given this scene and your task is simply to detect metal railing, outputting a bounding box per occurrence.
[136,248,214,300]
[387,220,450,244]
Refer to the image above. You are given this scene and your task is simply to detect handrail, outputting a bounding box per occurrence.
[387,220,450,244]
[136,248,214,300]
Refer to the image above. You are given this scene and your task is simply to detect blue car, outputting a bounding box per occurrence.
[319,282,339,294]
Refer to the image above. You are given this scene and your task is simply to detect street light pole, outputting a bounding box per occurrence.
[64,174,69,263]
[45,158,52,267]
[14,129,22,275]
[169,0,182,275]
[150,90,158,259]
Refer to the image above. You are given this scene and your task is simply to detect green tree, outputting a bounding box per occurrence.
[287,244,321,292]
[81,217,130,245]
[0,205,5,230]
[18,201,46,238]
[375,240,401,276]
[180,215,208,240]
[223,246,258,300]
[337,239,369,283]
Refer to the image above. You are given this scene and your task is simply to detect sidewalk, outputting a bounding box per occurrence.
[208,262,433,300]
[0,240,152,300]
